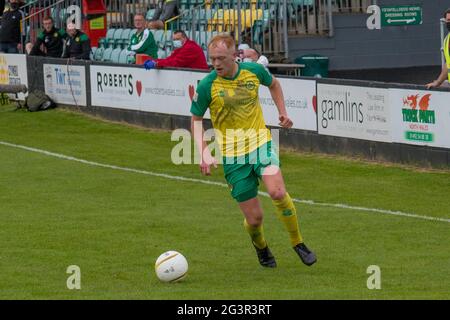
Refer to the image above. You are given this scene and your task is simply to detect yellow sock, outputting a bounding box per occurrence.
[272,193,303,246]
[243,219,267,249]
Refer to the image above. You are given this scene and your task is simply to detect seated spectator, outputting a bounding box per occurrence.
[148,0,179,30]
[240,48,269,69]
[0,0,25,53]
[237,43,250,51]
[236,44,253,62]
[127,13,158,62]
[27,16,66,57]
[143,30,209,70]
[62,23,91,60]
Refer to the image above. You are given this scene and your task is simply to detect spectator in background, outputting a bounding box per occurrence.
[237,43,250,51]
[143,30,209,70]
[27,16,66,57]
[236,45,269,69]
[0,0,25,53]
[62,23,91,60]
[241,48,269,69]
[127,13,158,62]
[426,8,450,89]
[148,0,179,30]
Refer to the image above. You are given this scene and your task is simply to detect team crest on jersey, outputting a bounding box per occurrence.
[54,32,58,37]
[218,90,225,97]
[75,37,80,42]
[245,81,256,91]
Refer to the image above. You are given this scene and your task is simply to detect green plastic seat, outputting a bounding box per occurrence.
[102,47,113,62]
[118,49,130,64]
[109,48,122,63]
[99,29,117,48]
[90,47,97,60]
[94,47,104,61]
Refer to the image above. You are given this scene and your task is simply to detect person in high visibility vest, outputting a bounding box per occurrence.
[426,8,450,89]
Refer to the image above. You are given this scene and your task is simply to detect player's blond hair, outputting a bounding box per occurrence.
[208,33,236,51]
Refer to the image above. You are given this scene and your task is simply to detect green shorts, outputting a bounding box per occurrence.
[223,141,280,203]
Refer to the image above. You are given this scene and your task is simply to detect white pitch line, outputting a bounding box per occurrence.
[1,140,449,224]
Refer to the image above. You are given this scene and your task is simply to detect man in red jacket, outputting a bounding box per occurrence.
[144,30,209,70]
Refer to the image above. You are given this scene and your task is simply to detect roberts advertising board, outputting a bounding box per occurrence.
[91,66,317,132]
[317,84,391,142]
[90,65,207,116]
[390,88,450,148]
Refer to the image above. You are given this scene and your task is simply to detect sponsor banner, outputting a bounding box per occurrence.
[90,66,317,131]
[0,54,28,100]
[391,88,450,148]
[90,66,206,116]
[318,84,391,142]
[259,78,317,131]
[44,64,87,106]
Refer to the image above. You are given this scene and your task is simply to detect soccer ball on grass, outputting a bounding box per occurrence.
[155,250,188,282]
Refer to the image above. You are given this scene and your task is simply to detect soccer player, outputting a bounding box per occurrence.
[190,33,316,268]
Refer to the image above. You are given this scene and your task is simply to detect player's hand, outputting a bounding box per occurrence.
[144,59,157,70]
[200,154,218,176]
[425,80,439,89]
[279,114,293,128]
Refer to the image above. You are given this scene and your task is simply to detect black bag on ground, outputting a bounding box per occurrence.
[25,90,55,112]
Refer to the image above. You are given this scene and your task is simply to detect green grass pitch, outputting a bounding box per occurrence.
[0,104,449,299]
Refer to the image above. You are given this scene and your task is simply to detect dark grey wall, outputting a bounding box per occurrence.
[288,0,449,72]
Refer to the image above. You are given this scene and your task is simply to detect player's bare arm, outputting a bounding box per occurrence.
[426,63,448,88]
[191,115,217,175]
[268,76,293,128]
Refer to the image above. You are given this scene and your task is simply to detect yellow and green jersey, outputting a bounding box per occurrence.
[190,62,273,157]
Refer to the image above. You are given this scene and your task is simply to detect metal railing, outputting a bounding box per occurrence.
[154,0,374,60]
[19,0,375,61]
[105,0,157,28]
[330,0,372,13]
[167,0,336,60]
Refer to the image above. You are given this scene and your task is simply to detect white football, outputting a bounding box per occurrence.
[155,251,188,282]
